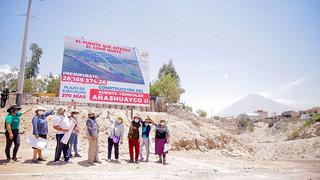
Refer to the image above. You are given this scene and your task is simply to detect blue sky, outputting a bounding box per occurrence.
[0,0,319,115]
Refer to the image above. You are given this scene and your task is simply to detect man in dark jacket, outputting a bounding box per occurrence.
[1,86,9,108]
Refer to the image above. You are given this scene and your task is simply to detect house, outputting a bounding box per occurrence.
[308,107,320,114]
[237,113,261,121]
[299,110,311,120]
[254,110,268,119]
[281,111,295,118]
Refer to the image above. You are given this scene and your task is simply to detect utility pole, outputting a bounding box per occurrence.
[16,0,32,107]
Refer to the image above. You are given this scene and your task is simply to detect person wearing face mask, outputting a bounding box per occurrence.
[153,119,170,165]
[139,117,152,162]
[126,109,142,163]
[106,111,124,162]
[31,106,55,163]
[68,109,81,158]
[53,107,72,165]
[86,110,101,165]
[5,105,31,163]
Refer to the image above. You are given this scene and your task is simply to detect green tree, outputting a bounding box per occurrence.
[152,59,184,103]
[0,67,18,91]
[158,59,180,83]
[47,76,60,95]
[25,43,43,79]
[150,74,181,103]
[150,82,160,97]
[196,109,207,118]
[23,79,34,93]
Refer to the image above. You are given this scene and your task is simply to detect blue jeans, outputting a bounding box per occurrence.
[54,134,70,162]
[68,133,78,156]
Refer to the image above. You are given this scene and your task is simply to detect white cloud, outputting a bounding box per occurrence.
[258,75,308,98]
[279,76,307,92]
[0,64,12,75]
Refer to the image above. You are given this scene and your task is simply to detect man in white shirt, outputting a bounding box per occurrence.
[53,107,71,165]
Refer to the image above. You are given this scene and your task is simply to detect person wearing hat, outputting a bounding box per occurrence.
[153,119,170,165]
[5,105,31,162]
[139,116,153,162]
[68,109,81,158]
[53,107,72,165]
[126,110,142,163]
[86,110,101,164]
[31,106,55,163]
[106,111,124,162]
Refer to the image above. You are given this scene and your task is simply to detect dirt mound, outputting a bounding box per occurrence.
[299,122,320,139]
[0,105,256,159]
[255,137,320,160]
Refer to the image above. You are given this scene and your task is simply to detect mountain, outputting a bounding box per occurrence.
[218,94,293,117]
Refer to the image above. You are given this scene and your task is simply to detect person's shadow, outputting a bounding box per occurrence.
[0,159,9,165]
[78,160,94,167]
[109,159,121,164]
[22,159,38,164]
[46,161,55,166]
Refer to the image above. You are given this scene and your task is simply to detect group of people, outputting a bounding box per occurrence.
[3,104,170,165]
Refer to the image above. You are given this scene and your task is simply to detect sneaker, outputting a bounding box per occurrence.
[134,160,139,164]
[88,161,94,165]
[6,158,12,163]
[74,154,82,158]
[163,160,167,165]
[156,159,162,163]
[12,157,19,162]
[54,161,60,165]
[146,159,149,162]
[129,160,134,163]
[106,158,111,162]
[69,154,73,158]
[140,157,144,161]
[65,160,73,164]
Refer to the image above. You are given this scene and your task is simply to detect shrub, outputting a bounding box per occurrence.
[268,121,275,128]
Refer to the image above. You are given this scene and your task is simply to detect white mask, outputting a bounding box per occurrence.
[160,122,165,126]
[145,123,149,126]
[134,119,140,123]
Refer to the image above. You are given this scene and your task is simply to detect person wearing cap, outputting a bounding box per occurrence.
[153,119,170,165]
[5,105,31,162]
[106,111,124,162]
[68,109,81,158]
[53,107,72,165]
[126,109,142,163]
[139,116,152,162]
[86,110,101,164]
[31,106,55,163]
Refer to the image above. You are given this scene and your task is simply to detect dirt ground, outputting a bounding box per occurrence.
[0,139,319,180]
[0,106,320,179]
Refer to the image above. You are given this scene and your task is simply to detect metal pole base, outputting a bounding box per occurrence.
[16,93,22,107]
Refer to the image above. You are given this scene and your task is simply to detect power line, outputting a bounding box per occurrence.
[32,1,304,85]
[0,13,25,16]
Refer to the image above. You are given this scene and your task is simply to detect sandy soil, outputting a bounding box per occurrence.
[0,106,319,179]
[0,140,319,180]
